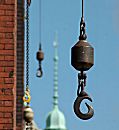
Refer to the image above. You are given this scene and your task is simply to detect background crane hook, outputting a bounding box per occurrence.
[74,91,94,120]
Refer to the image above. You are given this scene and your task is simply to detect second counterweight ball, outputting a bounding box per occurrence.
[37,50,44,62]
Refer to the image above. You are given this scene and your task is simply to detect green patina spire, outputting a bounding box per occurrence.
[44,33,67,130]
[53,32,59,109]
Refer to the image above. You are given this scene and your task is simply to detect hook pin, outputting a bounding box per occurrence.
[74,91,94,120]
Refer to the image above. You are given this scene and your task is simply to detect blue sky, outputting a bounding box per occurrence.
[27,0,119,129]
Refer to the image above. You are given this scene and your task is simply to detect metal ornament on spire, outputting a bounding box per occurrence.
[53,33,59,109]
[44,33,67,130]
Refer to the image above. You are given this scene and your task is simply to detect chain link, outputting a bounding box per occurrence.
[26,0,30,88]
[77,72,87,96]
[79,0,87,40]
[79,17,87,40]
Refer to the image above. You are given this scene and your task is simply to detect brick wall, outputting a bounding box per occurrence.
[0,0,24,129]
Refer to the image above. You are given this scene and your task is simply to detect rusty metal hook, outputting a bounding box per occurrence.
[74,91,94,120]
[36,66,43,78]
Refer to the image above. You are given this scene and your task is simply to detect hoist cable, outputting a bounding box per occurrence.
[82,0,84,18]
[39,0,41,43]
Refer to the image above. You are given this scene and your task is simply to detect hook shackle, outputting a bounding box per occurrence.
[74,91,94,120]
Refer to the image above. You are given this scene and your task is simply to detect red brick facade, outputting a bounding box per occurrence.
[0,0,24,129]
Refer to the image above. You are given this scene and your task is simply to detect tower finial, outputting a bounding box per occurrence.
[53,32,59,109]
[45,32,67,130]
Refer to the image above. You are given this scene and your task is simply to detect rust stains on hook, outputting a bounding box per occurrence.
[74,91,94,120]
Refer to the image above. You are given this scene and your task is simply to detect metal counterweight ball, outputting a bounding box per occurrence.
[24,107,34,123]
[37,50,44,61]
[71,40,94,71]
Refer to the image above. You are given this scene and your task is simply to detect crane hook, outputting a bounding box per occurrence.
[74,91,94,120]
